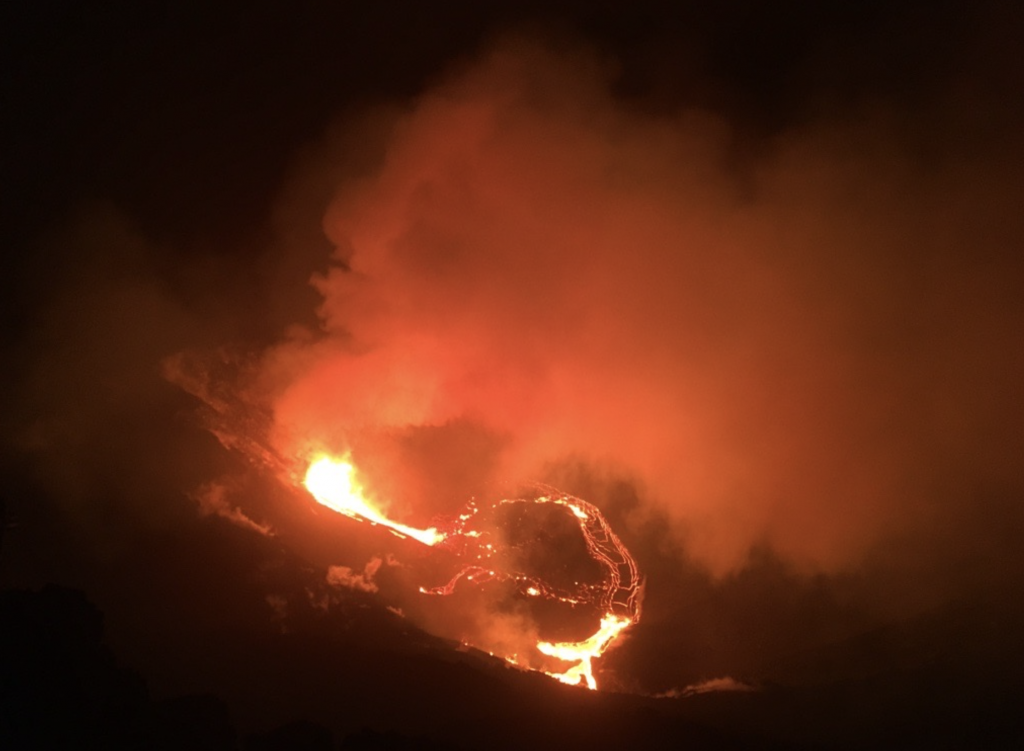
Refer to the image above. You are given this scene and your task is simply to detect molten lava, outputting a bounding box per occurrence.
[538,614,634,690]
[303,453,643,690]
[305,456,443,546]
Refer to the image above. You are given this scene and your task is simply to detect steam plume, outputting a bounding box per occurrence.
[261,37,1024,576]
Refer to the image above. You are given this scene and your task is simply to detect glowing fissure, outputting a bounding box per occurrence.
[304,456,443,546]
[538,613,634,690]
[303,454,643,690]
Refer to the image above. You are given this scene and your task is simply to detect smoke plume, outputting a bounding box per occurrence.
[256,36,1023,578]
[4,26,1021,664]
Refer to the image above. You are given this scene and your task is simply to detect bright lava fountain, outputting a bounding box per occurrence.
[304,455,643,690]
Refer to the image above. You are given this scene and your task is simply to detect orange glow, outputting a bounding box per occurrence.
[304,455,444,546]
[538,613,634,690]
[303,455,641,690]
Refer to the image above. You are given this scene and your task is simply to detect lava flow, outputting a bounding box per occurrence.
[302,454,643,690]
[305,456,443,546]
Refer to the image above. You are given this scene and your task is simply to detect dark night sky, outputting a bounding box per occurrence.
[2,2,1024,749]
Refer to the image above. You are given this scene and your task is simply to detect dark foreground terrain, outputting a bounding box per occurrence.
[2,583,1021,750]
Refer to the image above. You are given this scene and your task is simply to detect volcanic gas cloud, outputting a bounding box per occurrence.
[167,34,1024,689]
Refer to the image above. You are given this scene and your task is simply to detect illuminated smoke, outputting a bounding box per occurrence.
[144,32,1024,620]
[192,480,274,537]
[1,4,1021,713]
[262,37,1023,577]
[326,557,389,594]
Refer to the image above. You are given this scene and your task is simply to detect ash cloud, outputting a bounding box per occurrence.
[262,35,1024,581]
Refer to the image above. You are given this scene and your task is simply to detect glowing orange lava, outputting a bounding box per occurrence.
[304,455,443,546]
[303,454,642,690]
[538,613,634,690]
